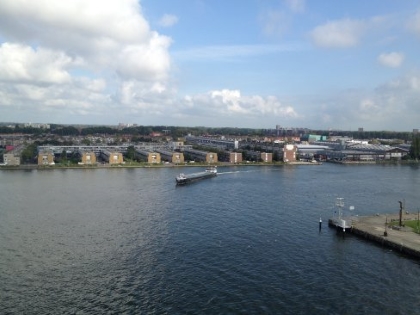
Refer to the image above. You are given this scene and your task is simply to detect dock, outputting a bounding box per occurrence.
[330,213,420,259]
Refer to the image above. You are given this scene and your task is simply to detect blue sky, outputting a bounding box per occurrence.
[0,0,419,131]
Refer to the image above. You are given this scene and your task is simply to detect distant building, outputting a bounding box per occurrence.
[229,152,243,164]
[183,148,218,163]
[24,123,50,129]
[38,152,55,165]
[414,129,419,134]
[100,151,124,164]
[358,127,364,132]
[260,152,272,162]
[3,153,20,166]
[156,149,184,164]
[244,151,272,162]
[300,134,327,142]
[136,150,161,164]
[81,152,97,165]
[283,144,297,162]
[186,135,238,150]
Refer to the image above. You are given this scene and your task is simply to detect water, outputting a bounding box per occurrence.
[0,164,419,314]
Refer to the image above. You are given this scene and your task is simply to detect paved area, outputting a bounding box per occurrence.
[352,213,420,252]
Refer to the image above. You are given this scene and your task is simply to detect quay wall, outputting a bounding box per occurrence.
[350,226,420,259]
[329,214,420,260]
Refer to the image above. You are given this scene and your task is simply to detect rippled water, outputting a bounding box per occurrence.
[1,164,420,314]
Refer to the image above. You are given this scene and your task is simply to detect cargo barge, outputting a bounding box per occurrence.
[176,166,217,185]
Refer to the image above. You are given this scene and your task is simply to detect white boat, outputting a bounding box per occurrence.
[328,198,353,232]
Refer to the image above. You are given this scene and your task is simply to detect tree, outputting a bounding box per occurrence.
[81,138,91,145]
[409,136,420,160]
[61,150,67,164]
[21,144,38,164]
[125,146,136,161]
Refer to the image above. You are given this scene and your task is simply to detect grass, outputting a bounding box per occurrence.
[389,220,420,234]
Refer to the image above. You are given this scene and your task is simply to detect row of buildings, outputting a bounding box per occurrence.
[0,134,411,167]
[1,140,299,166]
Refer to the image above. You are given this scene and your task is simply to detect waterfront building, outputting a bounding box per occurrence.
[155,149,184,164]
[38,152,55,166]
[80,152,97,165]
[135,150,161,164]
[182,148,218,164]
[100,150,124,165]
[229,152,243,164]
[3,153,20,166]
[283,144,297,162]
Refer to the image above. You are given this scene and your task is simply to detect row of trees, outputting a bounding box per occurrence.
[0,123,417,140]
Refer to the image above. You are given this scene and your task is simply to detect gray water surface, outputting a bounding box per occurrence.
[1,164,419,314]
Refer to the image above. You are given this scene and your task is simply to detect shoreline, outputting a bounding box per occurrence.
[2,159,419,171]
[0,161,324,170]
[331,213,420,259]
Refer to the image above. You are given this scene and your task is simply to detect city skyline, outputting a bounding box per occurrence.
[0,0,420,131]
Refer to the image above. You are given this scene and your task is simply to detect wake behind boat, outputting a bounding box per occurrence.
[176,166,217,185]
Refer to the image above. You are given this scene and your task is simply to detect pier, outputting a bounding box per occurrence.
[330,213,420,259]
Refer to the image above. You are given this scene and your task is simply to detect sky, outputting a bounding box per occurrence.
[0,0,420,131]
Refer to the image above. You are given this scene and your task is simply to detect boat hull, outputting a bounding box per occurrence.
[176,168,217,185]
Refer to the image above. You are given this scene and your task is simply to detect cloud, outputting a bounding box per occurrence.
[377,52,404,68]
[158,14,179,27]
[309,18,366,48]
[407,10,420,36]
[311,73,420,130]
[0,43,73,84]
[0,0,172,81]
[284,0,305,13]
[173,43,307,62]
[0,0,173,123]
[182,89,298,119]
[259,10,292,37]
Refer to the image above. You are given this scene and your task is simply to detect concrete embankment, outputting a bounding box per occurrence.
[344,214,420,259]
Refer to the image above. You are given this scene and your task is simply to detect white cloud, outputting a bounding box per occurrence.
[182,89,298,119]
[311,73,420,130]
[0,0,171,81]
[284,0,305,13]
[158,14,179,27]
[0,43,72,84]
[309,18,365,48]
[0,0,173,123]
[377,52,404,68]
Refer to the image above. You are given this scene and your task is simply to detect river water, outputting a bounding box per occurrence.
[0,164,419,314]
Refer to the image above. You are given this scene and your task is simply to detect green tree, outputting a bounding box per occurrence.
[61,150,67,164]
[81,138,91,145]
[21,143,38,164]
[125,146,136,160]
[409,136,420,160]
